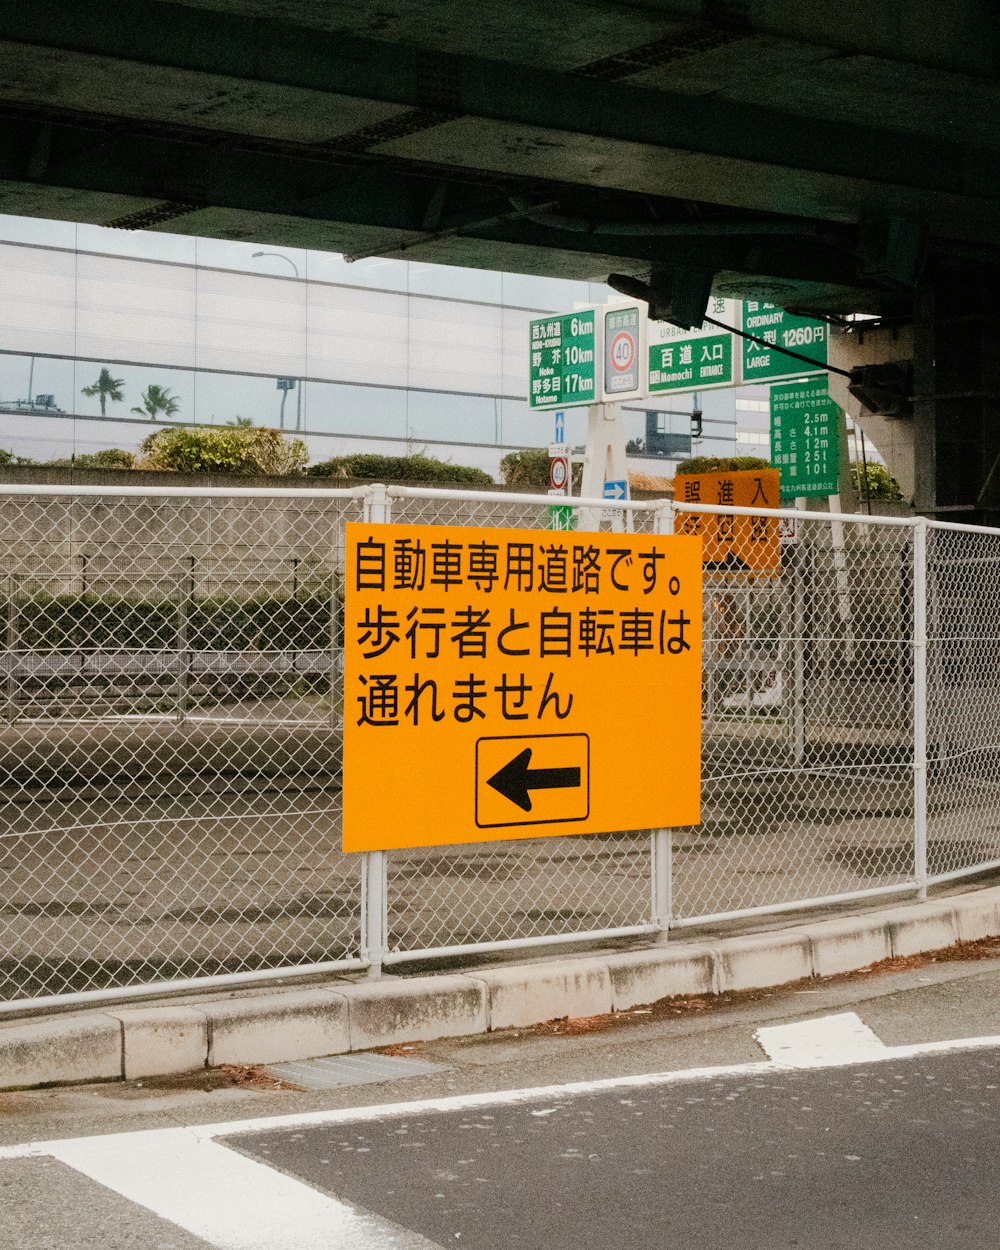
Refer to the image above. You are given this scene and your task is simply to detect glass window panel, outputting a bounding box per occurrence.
[77,225,198,264]
[196,267,307,377]
[0,242,77,356]
[201,240,306,276]
[75,253,197,366]
[408,263,502,302]
[406,391,498,446]
[306,252,409,292]
[0,214,76,247]
[0,354,74,418]
[305,381,407,440]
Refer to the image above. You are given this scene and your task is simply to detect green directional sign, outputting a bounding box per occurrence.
[770,375,839,496]
[646,297,739,395]
[529,310,597,409]
[742,302,827,384]
[649,331,733,394]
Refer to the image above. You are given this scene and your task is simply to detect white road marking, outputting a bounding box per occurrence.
[3,1015,1000,1249]
[755,1011,888,1066]
[48,1129,443,1250]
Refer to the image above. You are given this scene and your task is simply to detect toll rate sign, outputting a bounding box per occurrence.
[343,523,702,852]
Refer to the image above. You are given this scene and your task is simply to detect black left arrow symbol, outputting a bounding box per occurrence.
[486,747,581,813]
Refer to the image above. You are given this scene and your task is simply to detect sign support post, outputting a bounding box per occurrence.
[362,481,390,978]
[792,498,807,767]
[651,828,672,938]
[579,402,630,532]
[529,301,646,535]
[362,850,388,979]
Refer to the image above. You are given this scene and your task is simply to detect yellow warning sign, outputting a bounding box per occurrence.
[343,522,702,852]
[673,468,780,575]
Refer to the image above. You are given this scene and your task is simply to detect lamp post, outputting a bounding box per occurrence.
[251,251,303,431]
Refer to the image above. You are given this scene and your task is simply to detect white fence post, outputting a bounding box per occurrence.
[791,531,807,768]
[913,517,929,899]
[651,829,672,937]
[361,483,391,976]
[651,502,674,937]
[361,850,389,978]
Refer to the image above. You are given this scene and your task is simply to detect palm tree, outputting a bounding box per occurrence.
[80,367,125,416]
[131,384,180,420]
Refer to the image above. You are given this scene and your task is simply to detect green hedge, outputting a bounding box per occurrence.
[11,593,337,652]
[674,456,772,475]
[307,452,493,486]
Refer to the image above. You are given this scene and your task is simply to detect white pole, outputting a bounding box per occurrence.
[362,482,391,975]
[828,492,854,664]
[792,498,807,764]
[361,851,388,978]
[913,517,928,899]
[651,829,672,939]
[578,401,629,532]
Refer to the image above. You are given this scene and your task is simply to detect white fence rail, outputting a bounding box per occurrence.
[0,483,996,1010]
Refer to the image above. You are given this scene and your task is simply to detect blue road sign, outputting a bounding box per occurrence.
[554,410,566,443]
[602,480,627,501]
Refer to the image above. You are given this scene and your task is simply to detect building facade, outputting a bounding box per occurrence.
[0,215,766,478]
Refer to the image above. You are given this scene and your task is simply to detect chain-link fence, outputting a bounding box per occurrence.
[0,486,364,1004]
[670,503,917,926]
[3,485,1000,1008]
[925,524,1000,881]
[380,486,662,961]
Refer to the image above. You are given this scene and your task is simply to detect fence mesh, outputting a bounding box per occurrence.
[926,525,1000,878]
[671,507,916,920]
[0,491,359,1000]
[6,487,1000,1004]
[383,490,660,954]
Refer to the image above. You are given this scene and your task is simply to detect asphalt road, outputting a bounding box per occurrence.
[232,1048,1000,1250]
[4,952,1000,1249]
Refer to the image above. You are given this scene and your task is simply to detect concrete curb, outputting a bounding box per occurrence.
[3,885,1000,1092]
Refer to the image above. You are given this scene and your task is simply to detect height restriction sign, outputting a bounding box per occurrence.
[343,523,702,852]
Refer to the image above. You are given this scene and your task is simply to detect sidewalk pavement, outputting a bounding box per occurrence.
[2,886,999,1092]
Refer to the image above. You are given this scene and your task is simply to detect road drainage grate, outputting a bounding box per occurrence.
[263,1053,450,1090]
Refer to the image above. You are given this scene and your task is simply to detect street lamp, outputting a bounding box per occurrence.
[251,251,303,432]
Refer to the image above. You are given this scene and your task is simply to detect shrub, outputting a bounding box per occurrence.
[139,426,308,476]
[13,591,335,652]
[499,447,583,492]
[45,449,136,470]
[674,455,771,475]
[851,460,903,502]
[307,453,493,486]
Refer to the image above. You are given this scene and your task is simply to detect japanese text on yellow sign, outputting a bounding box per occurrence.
[343,523,702,852]
[673,469,781,576]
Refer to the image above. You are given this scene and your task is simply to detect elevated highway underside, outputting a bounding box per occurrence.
[0,1,998,514]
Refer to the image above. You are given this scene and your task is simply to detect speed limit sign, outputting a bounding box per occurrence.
[549,454,569,491]
[603,304,644,398]
[609,331,635,373]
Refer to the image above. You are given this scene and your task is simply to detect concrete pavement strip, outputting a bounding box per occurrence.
[0,887,997,1092]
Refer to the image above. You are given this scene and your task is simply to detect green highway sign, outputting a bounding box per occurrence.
[770,375,839,496]
[742,302,827,383]
[649,330,733,393]
[529,310,597,409]
[647,297,739,395]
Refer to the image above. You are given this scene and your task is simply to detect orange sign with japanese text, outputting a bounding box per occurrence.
[343,523,702,851]
[672,468,781,575]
